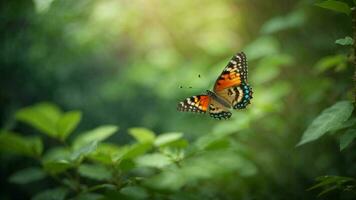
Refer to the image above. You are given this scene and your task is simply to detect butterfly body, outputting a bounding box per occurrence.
[177,52,253,120]
[206,90,231,108]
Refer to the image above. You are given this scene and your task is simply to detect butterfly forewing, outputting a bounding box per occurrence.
[177,95,210,113]
[213,52,247,92]
[213,52,252,109]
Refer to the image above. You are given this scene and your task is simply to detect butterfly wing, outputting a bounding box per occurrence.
[177,95,210,113]
[213,52,253,109]
[208,98,232,120]
[177,94,232,120]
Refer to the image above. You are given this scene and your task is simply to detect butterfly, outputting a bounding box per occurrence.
[177,52,253,120]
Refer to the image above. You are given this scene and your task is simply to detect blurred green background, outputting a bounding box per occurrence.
[1,0,355,199]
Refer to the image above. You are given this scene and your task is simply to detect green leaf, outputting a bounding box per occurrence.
[32,187,68,200]
[315,54,348,73]
[73,125,118,149]
[78,164,112,181]
[129,127,155,143]
[103,190,133,199]
[315,0,351,15]
[15,103,83,141]
[308,177,335,191]
[0,131,43,158]
[135,153,172,169]
[118,159,136,171]
[43,160,73,174]
[9,167,46,184]
[261,10,305,34]
[120,186,148,199]
[33,0,55,13]
[71,141,98,161]
[146,150,257,191]
[121,143,152,160]
[204,138,231,151]
[161,139,189,149]
[57,111,81,141]
[297,101,354,146]
[332,117,356,132]
[154,132,183,147]
[42,148,72,176]
[16,102,61,137]
[243,36,280,60]
[318,185,339,197]
[43,147,71,162]
[195,131,233,151]
[308,175,356,196]
[74,193,104,200]
[335,36,354,46]
[340,129,356,150]
[89,143,122,165]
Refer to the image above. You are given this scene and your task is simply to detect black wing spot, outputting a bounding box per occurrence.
[209,111,232,120]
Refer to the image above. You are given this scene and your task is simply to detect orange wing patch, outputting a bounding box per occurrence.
[213,52,247,92]
[214,71,241,91]
[197,95,210,111]
[177,95,210,113]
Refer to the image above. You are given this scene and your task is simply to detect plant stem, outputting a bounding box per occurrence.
[352,7,356,104]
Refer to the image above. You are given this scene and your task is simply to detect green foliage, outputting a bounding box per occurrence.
[339,128,356,150]
[78,164,112,181]
[252,54,294,84]
[120,186,148,199]
[32,188,68,200]
[154,132,184,147]
[308,176,356,196]
[33,0,55,13]
[73,125,118,149]
[335,36,354,46]
[243,36,279,60]
[135,153,172,169]
[297,101,354,146]
[71,141,98,161]
[9,167,46,184]
[261,10,305,34]
[146,149,256,191]
[1,102,260,199]
[43,160,73,175]
[57,111,82,141]
[315,0,351,15]
[315,54,348,72]
[0,131,43,158]
[15,103,62,138]
[121,143,152,160]
[88,143,122,165]
[129,128,156,144]
[15,103,82,141]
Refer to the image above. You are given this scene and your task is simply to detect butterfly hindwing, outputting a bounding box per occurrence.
[177,95,210,113]
[213,52,252,109]
[231,84,253,109]
[208,98,232,120]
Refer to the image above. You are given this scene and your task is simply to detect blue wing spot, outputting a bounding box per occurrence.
[233,83,253,110]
